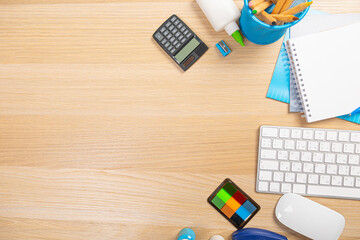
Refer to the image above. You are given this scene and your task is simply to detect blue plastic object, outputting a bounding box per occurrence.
[216,40,231,57]
[239,0,310,45]
[177,228,196,240]
[232,228,287,240]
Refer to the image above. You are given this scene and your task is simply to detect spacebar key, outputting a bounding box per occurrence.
[308,185,360,199]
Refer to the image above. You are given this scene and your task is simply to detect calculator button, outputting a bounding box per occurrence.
[178,35,184,41]
[186,32,192,38]
[180,38,187,43]
[180,26,186,32]
[170,37,175,43]
[168,46,173,51]
[169,25,175,31]
[164,42,170,48]
[175,32,181,38]
[165,22,171,28]
[171,16,177,22]
[174,20,180,25]
[161,39,167,45]
[172,28,177,34]
[178,23,183,28]
[163,30,169,36]
[166,33,173,39]
[170,48,176,54]
[183,29,189,35]
[175,43,181,49]
[154,32,163,41]
[160,27,166,33]
[173,40,179,46]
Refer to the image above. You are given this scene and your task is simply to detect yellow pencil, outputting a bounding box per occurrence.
[280,0,295,12]
[258,11,277,25]
[249,0,266,8]
[272,0,287,14]
[271,14,299,22]
[252,1,273,14]
[281,1,313,15]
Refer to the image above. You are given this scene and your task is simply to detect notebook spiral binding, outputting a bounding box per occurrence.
[285,42,310,119]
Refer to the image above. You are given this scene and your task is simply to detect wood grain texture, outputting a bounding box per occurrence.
[0,0,359,239]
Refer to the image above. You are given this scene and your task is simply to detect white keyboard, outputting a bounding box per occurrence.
[256,125,360,200]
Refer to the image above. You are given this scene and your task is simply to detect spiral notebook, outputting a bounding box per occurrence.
[286,22,360,123]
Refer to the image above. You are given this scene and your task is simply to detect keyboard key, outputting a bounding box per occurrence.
[303,130,314,140]
[281,183,292,193]
[280,162,290,171]
[320,175,330,185]
[260,160,279,170]
[292,162,302,172]
[324,153,336,163]
[344,143,355,153]
[296,140,307,150]
[260,149,276,159]
[326,164,337,175]
[279,128,290,138]
[303,163,314,173]
[315,164,325,174]
[356,144,360,154]
[339,132,350,142]
[258,181,269,191]
[285,172,295,182]
[339,165,349,175]
[278,151,288,160]
[332,176,342,186]
[327,131,337,141]
[320,142,331,152]
[284,140,295,149]
[293,184,306,194]
[308,185,360,198]
[331,143,342,153]
[273,139,283,149]
[308,141,319,151]
[270,182,280,192]
[314,131,325,140]
[296,173,307,183]
[336,154,347,164]
[313,153,324,162]
[344,176,354,187]
[350,166,360,176]
[356,178,360,187]
[291,129,302,139]
[289,151,300,161]
[308,174,319,184]
[349,155,360,165]
[259,171,272,181]
[301,152,312,162]
[273,172,284,182]
[351,133,360,143]
[262,127,278,137]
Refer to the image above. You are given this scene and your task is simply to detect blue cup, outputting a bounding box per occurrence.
[177,228,196,240]
[239,0,310,45]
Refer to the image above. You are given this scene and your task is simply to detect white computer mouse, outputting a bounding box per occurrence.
[275,193,345,240]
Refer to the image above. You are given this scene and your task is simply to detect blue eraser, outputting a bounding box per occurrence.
[216,40,231,57]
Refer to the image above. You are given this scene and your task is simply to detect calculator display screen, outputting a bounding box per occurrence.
[175,38,200,63]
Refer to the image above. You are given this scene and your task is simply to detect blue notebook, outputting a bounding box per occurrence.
[266,9,360,124]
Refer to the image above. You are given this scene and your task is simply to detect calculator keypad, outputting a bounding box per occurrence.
[154,15,195,56]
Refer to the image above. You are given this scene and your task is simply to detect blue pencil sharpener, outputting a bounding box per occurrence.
[216,40,231,57]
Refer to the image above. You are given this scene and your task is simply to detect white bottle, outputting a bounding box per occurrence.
[196,0,244,46]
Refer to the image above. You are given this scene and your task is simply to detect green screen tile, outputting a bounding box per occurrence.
[211,195,225,209]
[223,182,237,196]
[216,188,232,203]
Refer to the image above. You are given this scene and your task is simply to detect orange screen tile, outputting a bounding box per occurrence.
[221,204,235,218]
[226,197,241,212]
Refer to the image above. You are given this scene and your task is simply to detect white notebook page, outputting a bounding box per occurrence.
[286,22,360,123]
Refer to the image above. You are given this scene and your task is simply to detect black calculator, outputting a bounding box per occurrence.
[153,15,208,71]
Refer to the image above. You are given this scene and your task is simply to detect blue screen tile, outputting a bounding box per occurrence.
[242,200,257,214]
[236,205,250,220]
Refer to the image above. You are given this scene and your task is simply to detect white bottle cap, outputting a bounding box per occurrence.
[209,235,225,240]
[224,21,240,36]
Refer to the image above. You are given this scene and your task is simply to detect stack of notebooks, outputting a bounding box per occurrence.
[267,9,360,124]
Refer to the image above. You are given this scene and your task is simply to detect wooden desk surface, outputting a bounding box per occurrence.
[0,1,359,239]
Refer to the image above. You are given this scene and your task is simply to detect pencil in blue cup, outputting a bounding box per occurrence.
[239,0,312,45]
